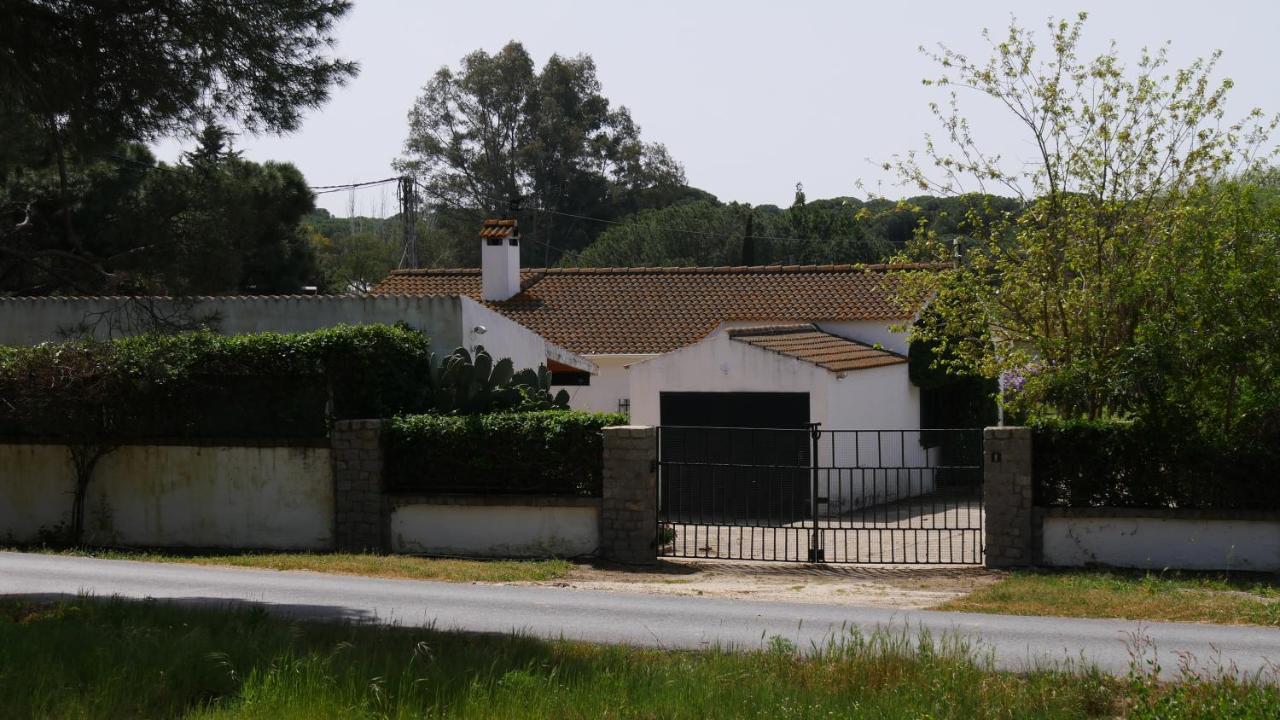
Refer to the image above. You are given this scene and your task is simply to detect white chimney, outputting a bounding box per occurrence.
[480,218,521,301]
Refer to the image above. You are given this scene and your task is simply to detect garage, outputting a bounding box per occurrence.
[659,391,809,429]
[632,324,924,522]
[658,391,812,520]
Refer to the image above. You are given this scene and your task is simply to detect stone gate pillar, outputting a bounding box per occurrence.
[983,426,1033,568]
[600,426,658,564]
[331,419,386,552]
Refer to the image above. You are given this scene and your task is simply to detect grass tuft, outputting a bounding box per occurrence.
[940,569,1280,626]
[14,547,573,583]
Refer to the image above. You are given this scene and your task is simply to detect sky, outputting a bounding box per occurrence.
[153,0,1280,218]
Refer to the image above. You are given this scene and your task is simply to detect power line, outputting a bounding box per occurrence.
[310,177,400,194]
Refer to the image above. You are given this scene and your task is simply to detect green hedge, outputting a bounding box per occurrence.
[383,411,628,496]
[1031,418,1280,509]
[0,324,434,440]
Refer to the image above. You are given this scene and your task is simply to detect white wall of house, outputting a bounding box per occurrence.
[0,443,334,549]
[627,332,832,427]
[0,294,464,346]
[628,330,928,514]
[457,299,595,373]
[1041,516,1280,571]
[823,364,931,513]
[815,320,911,355]
[390,503,599,557]
[552,320,910,417]
[827,363,920,429]
[555,354,655,415]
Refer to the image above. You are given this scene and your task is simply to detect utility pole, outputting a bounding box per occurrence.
[741,209,756,266]
[399,177,418,269]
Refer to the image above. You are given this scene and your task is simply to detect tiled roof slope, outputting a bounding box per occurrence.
[728,325,906,372]
[371,264,935,354]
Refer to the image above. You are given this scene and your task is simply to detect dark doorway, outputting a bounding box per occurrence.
[658,392,811,520]
[659,392,809,429]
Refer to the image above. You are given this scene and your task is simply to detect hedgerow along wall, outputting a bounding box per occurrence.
[984,424,1280,571]
[0,324,655,561]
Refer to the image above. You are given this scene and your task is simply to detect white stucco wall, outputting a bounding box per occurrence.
[823,363,931,513]
[628,331,929,514]
[390,503,600,557]
[555,354,655,415]
[815,320,911,356]
[459,298,579,373]
[627,333,831,427]
[0,295,463,346]
[1041,516,1280,571]
[0,443,334,550]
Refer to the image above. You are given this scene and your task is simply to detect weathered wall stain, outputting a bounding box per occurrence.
[0,444,335,550]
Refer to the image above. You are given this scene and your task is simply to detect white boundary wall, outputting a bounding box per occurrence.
[0,294,594,374]
[390,501,600,557]
[1041,514,1280,572]
[0,443,334,550]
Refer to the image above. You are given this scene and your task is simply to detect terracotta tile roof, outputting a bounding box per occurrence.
[728,324,906,372]
[371,263,938,355]
[479,219,517,239]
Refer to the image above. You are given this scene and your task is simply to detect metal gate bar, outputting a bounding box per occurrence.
[656,426,984,564]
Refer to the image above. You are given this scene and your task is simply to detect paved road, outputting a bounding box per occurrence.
[3,551,1278,681]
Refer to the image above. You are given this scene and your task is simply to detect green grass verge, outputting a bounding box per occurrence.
[3,597,1279,718]
[940,570,1280,626]
[16,547,573,583]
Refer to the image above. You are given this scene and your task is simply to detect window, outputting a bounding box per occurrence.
[618,398,630,419]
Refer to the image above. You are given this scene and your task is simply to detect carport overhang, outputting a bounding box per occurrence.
[545,341,598,374]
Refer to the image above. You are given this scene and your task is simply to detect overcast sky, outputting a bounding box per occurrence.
[153,0,1279,217]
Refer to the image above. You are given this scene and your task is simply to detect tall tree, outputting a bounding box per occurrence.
[0,0,357,293]
[1,129,323,295]
[572,201,747,267]
[397,41,687,265]
[149,128,321,294]
[891,13,1280,432]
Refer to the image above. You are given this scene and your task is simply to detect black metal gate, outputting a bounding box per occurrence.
[656,426,984,564]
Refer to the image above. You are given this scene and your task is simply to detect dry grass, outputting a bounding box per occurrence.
[939,569,1280,626]
[25,547,573,583]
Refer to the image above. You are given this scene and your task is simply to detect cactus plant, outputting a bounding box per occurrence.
[427,345,569,414]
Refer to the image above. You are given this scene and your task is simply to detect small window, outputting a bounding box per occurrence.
[551,370,590,386]
[618,398,631,418]
[485,238,503,246]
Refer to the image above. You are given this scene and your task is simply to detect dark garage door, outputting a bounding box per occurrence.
[659,391,810,429]
[659,392,811,520]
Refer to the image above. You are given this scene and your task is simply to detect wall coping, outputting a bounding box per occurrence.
[332,419,384,431]
[387,493,602,509]
[603,425,655,438]
[1039,506,1280,522]
[0,436,329,448]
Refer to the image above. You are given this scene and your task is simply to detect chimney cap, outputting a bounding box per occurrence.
[480,218,518,239]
